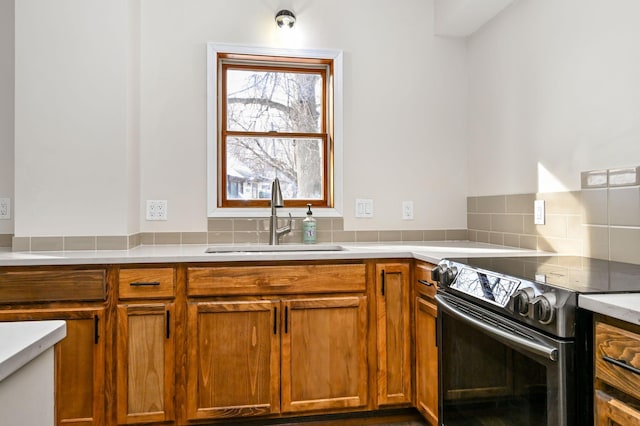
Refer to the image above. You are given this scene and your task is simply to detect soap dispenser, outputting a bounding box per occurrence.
[302,204,317,244]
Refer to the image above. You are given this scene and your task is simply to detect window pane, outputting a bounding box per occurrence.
[226,137,324,200]
[226,69,322,133]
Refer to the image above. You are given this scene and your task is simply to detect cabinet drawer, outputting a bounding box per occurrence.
[0,269,106,303]
[595,321,640,401]
[595,390,640,426]
[119,268,175,299]
[188,264,366,296]
[414,262,437,299]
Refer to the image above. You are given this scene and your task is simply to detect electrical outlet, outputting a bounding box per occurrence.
[534,200,545,225]
[0,198,10,220]
[402,201,414,220]
[146,200,168,221]
[355,199,374,218]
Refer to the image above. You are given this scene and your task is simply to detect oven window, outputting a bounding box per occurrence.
[441,314,548,425]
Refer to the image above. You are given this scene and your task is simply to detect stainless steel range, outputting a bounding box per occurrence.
[432,256,640,426]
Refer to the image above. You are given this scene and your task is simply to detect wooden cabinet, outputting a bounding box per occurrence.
[594,317,640,425]
[595,390,640,426]
[186,296,368,421]
[185,263,369,422]
[116,267,176,424]
[281,296,368,413]
[375,262,411,406]
[0,308,106,426]
[186,300,281,420]
[0,268,107,426]
[414,261,438,426]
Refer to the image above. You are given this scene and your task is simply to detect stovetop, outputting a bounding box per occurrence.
[434,256,640,338]
[445,256,640,294]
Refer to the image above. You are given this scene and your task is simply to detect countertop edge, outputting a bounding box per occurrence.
[0,320,67,382]
[0,242,540,267]
[579,294,640,326]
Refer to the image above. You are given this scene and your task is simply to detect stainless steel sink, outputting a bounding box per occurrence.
[205,244,344,253]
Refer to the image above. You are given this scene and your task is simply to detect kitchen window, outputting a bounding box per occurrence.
[207,44,343,215]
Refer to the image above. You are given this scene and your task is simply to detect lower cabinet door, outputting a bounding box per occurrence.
[186,300,281,420]
[281,296,368,413]
[415,297,438,425]
[116,303,175,424]
[0,308,106,426]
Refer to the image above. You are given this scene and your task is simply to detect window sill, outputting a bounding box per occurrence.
[208,207,343,219]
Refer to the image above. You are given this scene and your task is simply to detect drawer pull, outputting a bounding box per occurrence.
[418,279,434,287]
[603,356,640,376]
[129,281,161,287]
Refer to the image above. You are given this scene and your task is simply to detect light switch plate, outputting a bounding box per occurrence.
[0,198,10,220]
[534,200,545,225]
[146,200,168,220]
[355,199,373,218]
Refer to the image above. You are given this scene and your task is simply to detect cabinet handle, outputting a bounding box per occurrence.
[603,356,640,376]
[284,306,289,334]
[129,281,161,287]
[381,270,386,296]
[418,279,434,287]
[273,307,278,335]
[166,311,171,339]
[94,315,100,344]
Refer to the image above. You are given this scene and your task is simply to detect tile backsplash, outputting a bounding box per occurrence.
[6,217,468,251]
[468,185,640,264]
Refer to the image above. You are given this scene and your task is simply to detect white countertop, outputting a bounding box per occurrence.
[0,241,540,267]
[579,294,640,325]
[0,321,67,382]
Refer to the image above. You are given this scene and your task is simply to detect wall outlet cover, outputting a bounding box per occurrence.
[0,198,10,220]
[146,200,168,221]
[534,200,545,225]
[402,201,414,220]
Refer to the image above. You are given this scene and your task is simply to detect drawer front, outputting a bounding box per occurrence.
[414,262,437,299]
[119,268,176,299]
[595,321,640,400]
[0,269,106,303]
[188,264,366,296]
[595,390,640,426]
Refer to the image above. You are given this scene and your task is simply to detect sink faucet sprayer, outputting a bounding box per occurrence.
[269,177,292,245]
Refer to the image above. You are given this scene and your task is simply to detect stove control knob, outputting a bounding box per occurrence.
[529,293,556,325]
[441,266,458,287]
[510,288,535,316]
[431,265,444,283]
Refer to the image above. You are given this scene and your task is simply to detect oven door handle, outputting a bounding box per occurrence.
[436,294,558,362]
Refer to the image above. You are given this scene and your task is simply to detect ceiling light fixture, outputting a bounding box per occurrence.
[275,10,296,29]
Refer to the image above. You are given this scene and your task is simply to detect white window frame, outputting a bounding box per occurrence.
[207,42,344,218]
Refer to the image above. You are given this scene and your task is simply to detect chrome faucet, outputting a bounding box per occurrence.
[269,177,292,245]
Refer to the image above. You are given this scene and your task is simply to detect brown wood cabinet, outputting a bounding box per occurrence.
[0,309,106,426]
[185,262,369,422]
[414,261,438,426]
[0,268,107,426]
[594,317,640,425]
[375,262,411,406]
[116,267,176,424]
[186,299,281,420]
[281,296,368,413]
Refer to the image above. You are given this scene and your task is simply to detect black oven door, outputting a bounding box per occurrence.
[436,292,575,426]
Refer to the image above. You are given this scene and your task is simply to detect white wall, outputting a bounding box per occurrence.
[0,0,14,234]
[139,0,469,232]
[14,0,137,236]
[467,0,640,196]
[10,0,469,237]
